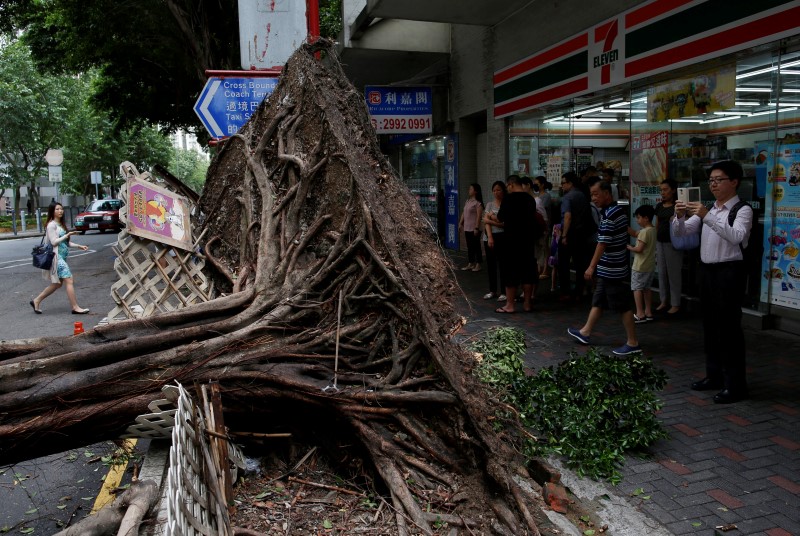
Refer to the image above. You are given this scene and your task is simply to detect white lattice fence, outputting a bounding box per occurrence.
[106,163,215,322]
[165,384,231,536]
[124,384,243,536]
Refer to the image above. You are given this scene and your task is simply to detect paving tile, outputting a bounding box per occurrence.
[450,261,800,536]
[769,435,800,451]
[707,488,746,509]
[715,446,748,462]
[768,475,800,495]
[724,413,753,427]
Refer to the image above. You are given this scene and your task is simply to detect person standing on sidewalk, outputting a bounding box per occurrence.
[654,179,683,314]
[558,172,594,302]
[489,175,538,313]
[458,183,484,272]
[672,160,752,404]
[568,181,641,356]
[482,181,507,302]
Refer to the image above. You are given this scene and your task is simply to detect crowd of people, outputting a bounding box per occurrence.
[460,160,753,404]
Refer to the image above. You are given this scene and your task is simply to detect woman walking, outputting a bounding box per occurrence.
[30,202,90,314]
[482,181,507,300]
[654,179,683,314]
[458,183,484,271]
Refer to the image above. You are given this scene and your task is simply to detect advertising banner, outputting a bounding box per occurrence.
[761,143,800,309]
[366,86,433,135]
[631,130,668,185]
[127,177,193,251]
[443,135,459,250]
[647,67,735,122]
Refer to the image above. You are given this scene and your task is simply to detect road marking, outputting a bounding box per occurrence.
[91,439,138,513]
[0,250,97,270]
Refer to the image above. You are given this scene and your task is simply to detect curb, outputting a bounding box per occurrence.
[137,439,170,535]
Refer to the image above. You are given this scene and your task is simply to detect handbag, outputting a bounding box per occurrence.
[31,236,55,270]
[669,219,700,251]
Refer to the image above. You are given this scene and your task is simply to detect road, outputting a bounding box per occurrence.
[0,231,149,534]
[0,232,120,339]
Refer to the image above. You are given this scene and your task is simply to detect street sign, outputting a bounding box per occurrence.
[365,86,433,134]
[45,149,64,166]
[193,76,279,139]
[239,0,311,70]
[48,165,63,183]
[90,171,103,184]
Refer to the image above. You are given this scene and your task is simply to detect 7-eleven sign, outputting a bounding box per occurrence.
[588,15,625,91]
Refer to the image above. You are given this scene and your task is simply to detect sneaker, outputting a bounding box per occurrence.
[461,263,473,271]
[471,264,481,272]
[633,314,648,324]
[497,294,507,302]
[567,327,590,345]
[483,292,496,300]
[612,343,642,356]
[646,316,655,322]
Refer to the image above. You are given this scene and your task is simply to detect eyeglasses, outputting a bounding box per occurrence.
[708,176,730,185]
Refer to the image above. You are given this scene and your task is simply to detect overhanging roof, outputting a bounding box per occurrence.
[365,0,534,25]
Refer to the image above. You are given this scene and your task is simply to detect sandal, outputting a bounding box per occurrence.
[495,307,516,314]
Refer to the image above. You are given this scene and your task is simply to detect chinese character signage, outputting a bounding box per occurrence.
[761,142,800,309]
[127,177,193,251]
[366,86,433,135]
[444,135,459,250]
[631,130,668,185]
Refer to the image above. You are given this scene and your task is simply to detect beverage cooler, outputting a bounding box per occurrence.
[402,137,447,240]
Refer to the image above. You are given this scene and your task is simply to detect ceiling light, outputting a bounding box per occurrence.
[543,116,565,123]
[734,101,761,106]
[702,115,742,123]
[569,106,604,117]
[630,97,647,103]
[668,119,703,123]
[783,89,800,93]
[601,108,629,113]
[781,70,800,75]
[749,106,798,117]
[735,87,772,92]
[629,118,647,122]
[715,111,750,115]
[609,101,631,108]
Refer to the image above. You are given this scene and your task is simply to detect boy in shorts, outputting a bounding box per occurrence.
[627,205,657,323]
[567,181,641,356]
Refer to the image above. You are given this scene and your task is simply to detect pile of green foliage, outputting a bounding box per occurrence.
[469,327,668,483]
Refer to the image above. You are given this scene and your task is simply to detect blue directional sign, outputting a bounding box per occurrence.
[193,76,279,139]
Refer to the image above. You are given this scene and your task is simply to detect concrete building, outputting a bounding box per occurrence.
[335,0,800,331]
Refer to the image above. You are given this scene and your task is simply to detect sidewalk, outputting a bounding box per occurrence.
[450,252,800,536]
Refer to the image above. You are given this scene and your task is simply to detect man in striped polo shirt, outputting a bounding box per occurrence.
[568,180,641,356]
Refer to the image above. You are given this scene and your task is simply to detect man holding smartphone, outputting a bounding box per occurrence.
[672,160,753,403]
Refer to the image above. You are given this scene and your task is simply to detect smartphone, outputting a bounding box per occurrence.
[677,187,701,203]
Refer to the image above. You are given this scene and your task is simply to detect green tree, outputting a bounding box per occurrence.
[9,0,340,138]
[0,37,82,212]
[168,146,209,193]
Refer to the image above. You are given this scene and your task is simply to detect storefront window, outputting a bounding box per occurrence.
[507,44,800,315]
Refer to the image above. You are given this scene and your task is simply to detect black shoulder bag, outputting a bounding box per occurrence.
[31,235,55,270]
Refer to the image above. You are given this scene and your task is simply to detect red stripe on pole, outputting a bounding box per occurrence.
[494,34,588,86]
[307,0,320,42]
[625,7,800,78]
[625,0,697,29]
[494,77,589,118]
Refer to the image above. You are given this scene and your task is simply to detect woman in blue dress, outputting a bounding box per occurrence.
[30,202,90,314]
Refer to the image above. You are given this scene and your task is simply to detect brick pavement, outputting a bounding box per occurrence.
[450,253,800,536]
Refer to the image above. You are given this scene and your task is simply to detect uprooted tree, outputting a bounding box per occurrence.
[0,41,550,534]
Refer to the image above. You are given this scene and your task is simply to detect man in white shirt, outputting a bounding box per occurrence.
[672,160,753,404]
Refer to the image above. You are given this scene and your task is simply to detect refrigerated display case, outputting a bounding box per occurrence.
[402,137,447,239]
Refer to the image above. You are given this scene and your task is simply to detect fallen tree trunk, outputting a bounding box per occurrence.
[0,40,548,534]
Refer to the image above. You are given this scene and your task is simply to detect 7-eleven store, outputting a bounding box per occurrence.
[493,0,800,330]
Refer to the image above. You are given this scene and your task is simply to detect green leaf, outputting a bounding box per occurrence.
[691,522,702,527]
[56,505,67,510]
[322,519,333,529]
[254,491,269,500]
[24,508,37,515]
[584,530,595,536]
[20,529,34,534]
